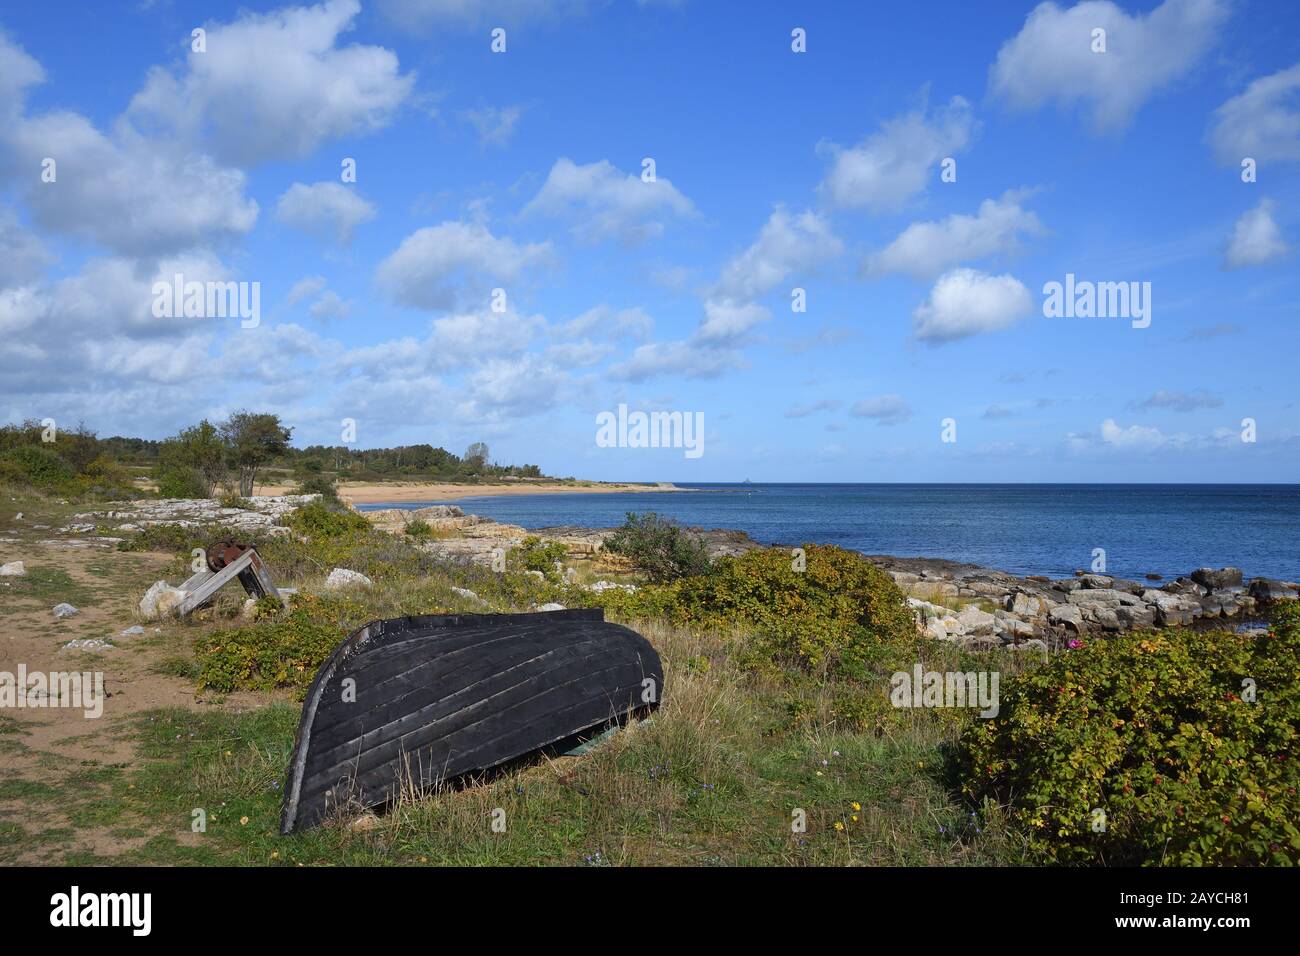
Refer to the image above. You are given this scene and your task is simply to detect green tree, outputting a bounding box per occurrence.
[463,442,489,473]
[219,411,292,496]
[155,420,229,498]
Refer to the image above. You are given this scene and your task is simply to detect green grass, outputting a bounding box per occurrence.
[0,492,1029,866]
[60,619,1028,867]
[3,565,97,610]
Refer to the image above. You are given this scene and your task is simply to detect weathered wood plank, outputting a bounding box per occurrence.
[280,609,661,833]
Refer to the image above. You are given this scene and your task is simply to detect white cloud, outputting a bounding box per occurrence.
[1100,418,1170,450]
[695,299,771,347]
[335,307,546,375]
[3,111,257,256]
[275,182,376,242]
[522,158,695,244]
[867,191,1043,279]
[0,206,52,289]
[461,105,524,147]
[714,207,843,300]
[1224,199,1288,269]
[850,395,912,425]
[127,0,414,165]
[376,221,552,311]
[989,0,1228,131]
[454,355,569,421]
[786,399,841,418]
[546,340,613,368]
[912,268,1034,344]
[816,96,975,212]
[309,290,352,320]
[608,341,741,382]
[1210,63,1300,165]
[287,276,329,306]
[554,305,653,341]
[0,31,43,118]
[1134,388,1221,412]
[379,0,592,29]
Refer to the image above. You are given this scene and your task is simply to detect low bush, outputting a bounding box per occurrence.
[512,535,568,582]
[957,605,1300,865]
[597,544,918,679]
[602,512,711,583]
[154,463,207,499]
[404,518,432,539]
[0,445,75,492]
[283,500,370,540]
[292,473,340,502]
[195,594,366,693]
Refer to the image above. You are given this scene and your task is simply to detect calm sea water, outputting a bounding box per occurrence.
[358,484,1300,581]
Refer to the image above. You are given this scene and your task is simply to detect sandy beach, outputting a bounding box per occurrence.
[254,479,684,505]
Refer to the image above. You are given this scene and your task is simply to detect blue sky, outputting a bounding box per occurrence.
[0,0,1297,482]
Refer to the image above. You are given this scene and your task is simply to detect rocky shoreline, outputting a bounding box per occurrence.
[55,498,1300,649]
[361,504,1300,649]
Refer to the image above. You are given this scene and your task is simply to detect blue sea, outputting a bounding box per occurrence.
[358,484,1300,582]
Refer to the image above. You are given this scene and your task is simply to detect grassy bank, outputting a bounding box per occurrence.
[2,490,1295,866]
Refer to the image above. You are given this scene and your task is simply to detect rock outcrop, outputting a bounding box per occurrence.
[874,556,1292,650]
[64,495,319,536]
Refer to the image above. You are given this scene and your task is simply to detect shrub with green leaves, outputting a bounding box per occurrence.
[154,463,207,499]
[195,594,365,693]
[283,500,370,539]
[293,473,340,502]
[512,535,568,582]
[957,605,1300,865]
[602,512,711,583]
[0,445,75,491]
[599,544,917,679]
[404,517,433,539]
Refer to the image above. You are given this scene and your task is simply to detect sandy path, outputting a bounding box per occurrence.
[0,523,281,863]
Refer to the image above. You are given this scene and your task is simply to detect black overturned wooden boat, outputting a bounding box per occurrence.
[280,608,662,834]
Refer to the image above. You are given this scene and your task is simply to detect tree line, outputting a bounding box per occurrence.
[0,413,545,499]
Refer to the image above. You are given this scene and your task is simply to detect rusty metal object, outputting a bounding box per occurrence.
[207,539,253,572]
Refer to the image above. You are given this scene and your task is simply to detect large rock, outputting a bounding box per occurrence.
[1049,603,1085,632]
[1116,605,1156,629]
[956,605,997,635]
[324,568,372,590]
[1147,592,1199,626]
[1163,578,1207,597]
[0,560,24,576]
[52,602,79,619]
[1078,574,1113,589]
[1191,567,1243,590]
[140,580,188,619]
[1248,579,1297,602]
[1086,607,1122,631]
[1008,591,1044,618]
[1067,588,1140,607]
